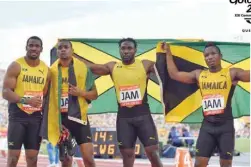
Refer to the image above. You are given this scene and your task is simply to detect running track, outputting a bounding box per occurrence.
[0,155,176,167]
[0,153,249,167]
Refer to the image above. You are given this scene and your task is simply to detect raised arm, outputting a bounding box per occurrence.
[88,62,116,76]
[164,43,200,84]
[2,62,21,103]
[230,68,250,82]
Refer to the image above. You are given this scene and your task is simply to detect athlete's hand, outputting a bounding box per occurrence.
[26,96,42,108]
[161,42,171,55]
[68,83,83,96]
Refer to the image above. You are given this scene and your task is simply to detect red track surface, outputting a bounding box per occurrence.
[0,155,175,167]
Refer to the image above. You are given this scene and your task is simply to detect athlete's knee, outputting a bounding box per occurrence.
[83,156,95,167]
[145,149,162,167]
[120,148,135,159]
[220,159,232,167]
[83,159,95,167]
[146,150,160,160]
[220,164,232,167]
[61,157,73,167]
[194,160,202,167]
[194,158,208,167]
[7,155,19,167]
[145,145,160,159]
[26,155,38,166]
[123,152,135,159]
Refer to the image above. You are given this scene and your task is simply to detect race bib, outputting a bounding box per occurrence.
[61,92,69,113]
[119,85,142,107]
[22,91,43,112]
[202,94,224,116]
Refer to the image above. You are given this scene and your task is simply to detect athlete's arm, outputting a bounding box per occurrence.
[68,84,98,100]
[88,62,116,76]
[2,62,42,107]
[43,68,51,96]
[164,43,200,84]
[230,68,250,82]
[81,84,98,100]
[2,62,21,103]
[142,60,155,74]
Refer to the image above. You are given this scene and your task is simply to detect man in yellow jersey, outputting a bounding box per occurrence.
[2,36,50,167]
[163,42,250,167]
[88,38,163,167]
[42,39,97,167]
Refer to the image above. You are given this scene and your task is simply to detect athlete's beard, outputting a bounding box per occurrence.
[27,54,39,60]
[210,65,216,70]
[60,57,70,60]
[122,55,134,65]
[59,55,72,67]
[59,54,71,60]
[209,65,222,72]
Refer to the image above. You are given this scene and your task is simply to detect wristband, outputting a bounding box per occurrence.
[19,97,27,104]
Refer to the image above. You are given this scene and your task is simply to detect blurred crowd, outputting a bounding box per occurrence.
[236,124,250,138]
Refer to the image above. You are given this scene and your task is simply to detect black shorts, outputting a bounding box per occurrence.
[8,118,42,150]
[196,119,235,160]
[61,114,92,145]
[116,114,159,149]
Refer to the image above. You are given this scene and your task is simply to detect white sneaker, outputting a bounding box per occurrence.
[55,163,60,167]
[47,164,55,167]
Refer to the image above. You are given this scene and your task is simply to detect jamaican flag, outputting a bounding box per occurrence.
[155,41,250,123]
[50,39,250,123]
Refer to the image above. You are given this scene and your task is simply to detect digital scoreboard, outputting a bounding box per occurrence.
[91,128,145,157]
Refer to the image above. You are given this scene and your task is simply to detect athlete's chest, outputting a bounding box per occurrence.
[199,70,232,116]
[112,64,146,84]
[19,66,47,85]
[199,71,231,93]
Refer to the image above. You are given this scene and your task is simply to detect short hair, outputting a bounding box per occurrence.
[118,38,137,48]
[204,42,221,54]
[26,36,43,47]
[58,39,72,48]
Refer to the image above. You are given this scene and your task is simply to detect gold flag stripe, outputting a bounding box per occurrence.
[230,58,250,92]
[137,49,157,62]
[171,45,232,68]
[170,45,207,67]
[72,41,119,64]
[165,90,202,122]
[147,80,161,101]
[95,76,114,95]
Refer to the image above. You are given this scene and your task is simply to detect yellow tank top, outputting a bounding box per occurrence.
[15,57,48,114]
[198,68,233,118]
[61,67,69,113]
[112,59,147,108]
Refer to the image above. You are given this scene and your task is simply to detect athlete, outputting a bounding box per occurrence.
[88,38,163,167]
[2,36,50,167]
[46,40,97,167]
[163,42,250,167]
